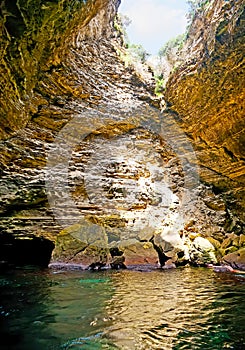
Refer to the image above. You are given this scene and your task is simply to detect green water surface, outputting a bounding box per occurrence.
[0,267,244,349]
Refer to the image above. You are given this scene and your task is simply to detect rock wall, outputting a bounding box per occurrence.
[163,0,245,269]
[0,0,244,269]
[0,0,114,139]
[165,0,245,224]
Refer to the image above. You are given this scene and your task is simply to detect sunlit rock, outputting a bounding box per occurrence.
[120,241,159,267]
[222,248,245,271]
[189,237,217,265]
[165,0,245,226]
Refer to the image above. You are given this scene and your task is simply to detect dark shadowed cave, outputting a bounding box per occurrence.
[0,233,54,268]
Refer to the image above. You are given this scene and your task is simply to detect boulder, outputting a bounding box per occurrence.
[222,248,245,271]
[51,224,110,269]
[189,236,217,265]
[120,241,159,267]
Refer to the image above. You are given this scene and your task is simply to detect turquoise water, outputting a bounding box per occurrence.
[0,267,244,349]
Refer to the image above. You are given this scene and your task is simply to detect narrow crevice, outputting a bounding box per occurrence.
[150,236,171,267]
[110,247,126,269]
[67,245,89,261]
[223,146,239,161]
[199,164,233,179]
[110,247,124,257]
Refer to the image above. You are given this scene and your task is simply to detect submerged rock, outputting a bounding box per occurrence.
[212,265,235,273]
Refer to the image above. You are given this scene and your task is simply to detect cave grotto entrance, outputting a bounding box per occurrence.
[0,233,55,269]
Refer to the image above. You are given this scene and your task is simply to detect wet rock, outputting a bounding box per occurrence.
[222,248,245,271]
[51,225,110,268]
[213,265,235,273]
[150,231,189,267]
[48,262,86,271]
[109,247,126,269]
[161,261,176,269]
[120,241,159,267]
[110,256,126,270]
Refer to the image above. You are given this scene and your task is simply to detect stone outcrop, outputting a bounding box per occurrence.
[0,0,244,269]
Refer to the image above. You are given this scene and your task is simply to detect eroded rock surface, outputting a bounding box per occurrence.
[165,0,245,225]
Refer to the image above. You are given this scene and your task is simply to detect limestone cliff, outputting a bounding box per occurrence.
[165,0,245,225]
[0,0,244,270]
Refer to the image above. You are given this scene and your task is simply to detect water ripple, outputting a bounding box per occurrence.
[0,268,244,349]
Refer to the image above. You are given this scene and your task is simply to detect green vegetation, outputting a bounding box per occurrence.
[115,13,149,63]
[154,0,213,94]
[152,33,186,96]
[187,0,213,20]
[114,13,131,44]
[158,33,186,66]
[187,0,212,12]
[158,34,186,57]
[114,13,150,71]
[126,43,149,64]
[115,0,213,96]
[116,43,149,69]
[158,1,212,65]
[154,75,165,96]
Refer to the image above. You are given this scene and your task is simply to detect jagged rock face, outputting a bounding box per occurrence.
[0,0,116,139]
[0,0,244,269]
[165,0,245,224]
[0,0,170,268]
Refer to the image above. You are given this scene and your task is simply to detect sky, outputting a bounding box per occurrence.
[119,0,190,55]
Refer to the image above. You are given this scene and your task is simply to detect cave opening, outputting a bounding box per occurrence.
[119,0,189,56]
[0,233,55,269]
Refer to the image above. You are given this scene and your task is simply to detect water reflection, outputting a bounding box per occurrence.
[0,268,114,350]
[0,268,56,350]
[105,268,245,349]
[0,267,244,349]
